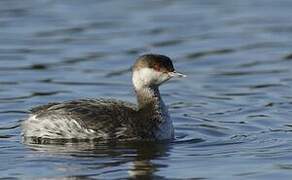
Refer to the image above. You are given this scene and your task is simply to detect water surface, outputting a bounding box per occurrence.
[1,0,292,179]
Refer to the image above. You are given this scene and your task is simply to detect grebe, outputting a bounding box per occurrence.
[22,54,186,142]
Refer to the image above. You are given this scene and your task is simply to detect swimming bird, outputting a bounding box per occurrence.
[21,54,186,142]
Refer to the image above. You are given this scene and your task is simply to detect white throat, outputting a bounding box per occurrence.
[132,68,170,90]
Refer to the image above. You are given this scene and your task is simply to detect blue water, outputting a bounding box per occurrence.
[1,0,292,179]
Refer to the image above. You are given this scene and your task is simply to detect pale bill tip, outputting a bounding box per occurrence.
[170,71,187,78]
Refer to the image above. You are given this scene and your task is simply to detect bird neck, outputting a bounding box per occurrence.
[133,85,173,140]
[135,85,163,110]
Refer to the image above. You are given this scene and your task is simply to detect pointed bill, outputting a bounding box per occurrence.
[169,71,187,78]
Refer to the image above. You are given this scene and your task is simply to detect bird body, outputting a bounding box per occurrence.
[22,54,185,143]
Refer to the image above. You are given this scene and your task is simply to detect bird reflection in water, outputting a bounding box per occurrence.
[26,141,171,179]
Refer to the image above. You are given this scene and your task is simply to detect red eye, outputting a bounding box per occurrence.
[154,64,160,71]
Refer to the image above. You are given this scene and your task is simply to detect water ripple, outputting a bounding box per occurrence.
[1,0,292,179]
[0,91,68,101]
[186,48,235,59]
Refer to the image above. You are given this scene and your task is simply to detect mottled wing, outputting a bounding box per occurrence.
[30,99,137,138]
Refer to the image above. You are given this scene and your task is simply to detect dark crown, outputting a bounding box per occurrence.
[133,54,175,72]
